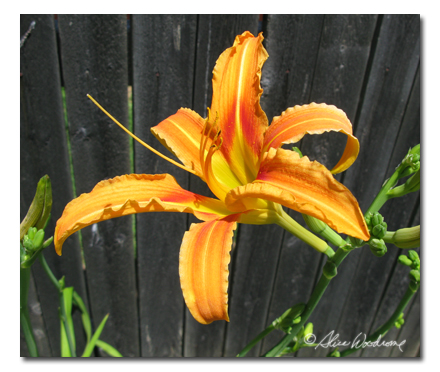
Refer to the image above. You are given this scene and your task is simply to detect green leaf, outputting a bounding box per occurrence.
[73,291,92,343]
[60,287,76,356]
[95,339,123,357]
[82,314,109,357]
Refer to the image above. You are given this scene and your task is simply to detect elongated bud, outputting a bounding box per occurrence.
[384,226,420,249]
[20,175,52,241]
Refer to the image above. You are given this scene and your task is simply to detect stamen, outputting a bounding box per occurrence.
[199,109,225,199]
[87,94,197,176]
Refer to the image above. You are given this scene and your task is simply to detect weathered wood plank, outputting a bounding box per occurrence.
[258,14,378,356]
[297,15,420,357]
[20,14,87,356]
[58,14,139,357]
[184,14,259,357]
[132,14,197,357]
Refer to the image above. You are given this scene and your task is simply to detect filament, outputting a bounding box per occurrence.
[87,94,197,176]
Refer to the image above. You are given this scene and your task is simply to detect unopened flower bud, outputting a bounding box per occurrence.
[409,269,420,283]
[20,175,52,241]
[398,255,413,267]
[372,222,387,239]
[372,213,384,227]
[369,239,387,257]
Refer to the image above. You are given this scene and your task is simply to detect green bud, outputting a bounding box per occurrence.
[385,226,420,249]
[42,236,54,249]
[32,229,45,250]
[372,222,387,239]
[22,235,34,251]
[27,227,37,240]
[328,348,340,357]
[303,322,314,339]
[398,255,413,267]
[20,175,52,241]
[409,269,420,283]
[372,213,384,227]
[364,212,373,227]
[395,318,404,329]
[408,250,419,262]
[323,261,337,279]
[369,239,387,257]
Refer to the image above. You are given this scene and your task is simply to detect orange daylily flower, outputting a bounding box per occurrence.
[54,31,369,325]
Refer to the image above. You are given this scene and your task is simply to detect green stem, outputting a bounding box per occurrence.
[59,289,76,357]
[20,267,39,357]
[38,254,60,290]
[38,254,76,356]
[263,248,350,357]
[276,209,329,254]
[339,286,417,357]
[237,324,275,357]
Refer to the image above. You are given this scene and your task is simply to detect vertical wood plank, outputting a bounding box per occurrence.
[298,15,420,357]
[58,14,139,357]
[184,14,259,357]
[132,14,197,357]
[258,14,378,356]
[20,14,87,356]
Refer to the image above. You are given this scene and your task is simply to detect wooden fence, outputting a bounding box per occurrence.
[20,14,420,357]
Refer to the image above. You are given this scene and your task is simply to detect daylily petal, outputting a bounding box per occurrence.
[54,174,232,255]
[151,108,206,179]
[210,31,269,184]
[179,215,239,324]
[262,103,359,174]
[225,148,370,241]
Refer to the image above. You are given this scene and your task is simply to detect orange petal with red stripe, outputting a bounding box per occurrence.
[151,108,206,179]
[263,103,359,174]
[210,31,269,184]
[225,148,369,241]
[54,174,231,255]
[179,215,239,324]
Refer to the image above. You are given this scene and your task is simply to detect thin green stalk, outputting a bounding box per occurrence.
[38,254,60,290]
[339,286,416,357]
[264,275,330,357]
[237,324,275,357]
[366,171,401,215]
[263,248,350,357]
[20,267,39,357]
